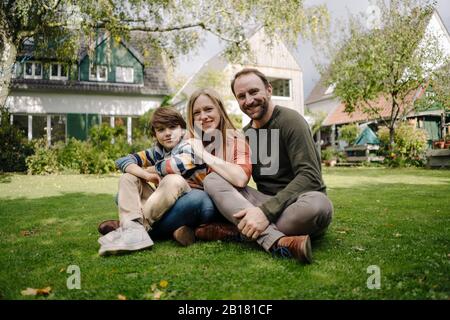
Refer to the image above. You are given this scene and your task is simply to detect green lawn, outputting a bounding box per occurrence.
[0,168,449,300]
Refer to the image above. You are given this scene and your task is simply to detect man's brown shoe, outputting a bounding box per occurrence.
[194,223,241,241]
[173,226,195,247]
[271,235,313,264]
[98,220,120,235]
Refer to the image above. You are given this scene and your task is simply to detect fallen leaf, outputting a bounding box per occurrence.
[20,230,35,237]
[117,294,127,300]
[159,280,168,288]
[153,290,163,300]
[393,233,402,238]
[59,268,65,273]
[21,287,52,296]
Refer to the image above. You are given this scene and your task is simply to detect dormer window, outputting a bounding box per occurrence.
[89,65,107,82]
[24,62,43,79]
[116,66,134,83]
[50,63,68,80]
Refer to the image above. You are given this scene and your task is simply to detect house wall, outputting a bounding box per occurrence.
[230,28,304,115]
[6,92,161,116]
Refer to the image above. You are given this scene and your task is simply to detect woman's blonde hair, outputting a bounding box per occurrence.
[187,88,239,159]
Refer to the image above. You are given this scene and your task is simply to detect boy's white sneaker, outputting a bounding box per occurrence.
[98,220,153,256]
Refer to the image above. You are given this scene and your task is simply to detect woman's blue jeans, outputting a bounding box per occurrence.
[116,189,222,239]
[150,189,222,239]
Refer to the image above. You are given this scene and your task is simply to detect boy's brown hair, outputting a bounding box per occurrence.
[150,106,186,136]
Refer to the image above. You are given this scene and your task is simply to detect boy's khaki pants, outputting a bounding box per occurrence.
[117,173,191,231]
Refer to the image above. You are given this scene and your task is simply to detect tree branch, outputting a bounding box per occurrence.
[362,98,390,128]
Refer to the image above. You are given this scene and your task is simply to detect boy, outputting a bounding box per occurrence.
[98,107,208,256]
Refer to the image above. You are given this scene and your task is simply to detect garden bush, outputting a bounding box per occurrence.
[0,108,34,172]
[378,123,428,167]
[26,138,62,174]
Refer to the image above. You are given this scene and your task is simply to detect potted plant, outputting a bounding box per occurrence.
[445,134,450,149]
[434,139,445,149]
[321,147,337,167]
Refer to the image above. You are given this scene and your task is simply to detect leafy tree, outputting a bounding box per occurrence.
[1,0,329,107]
[319,0,449,149]
[339,123,359,145]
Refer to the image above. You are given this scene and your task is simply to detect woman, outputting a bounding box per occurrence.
[98,88,251,248]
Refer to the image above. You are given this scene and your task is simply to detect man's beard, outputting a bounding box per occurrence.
[246,99,268,120]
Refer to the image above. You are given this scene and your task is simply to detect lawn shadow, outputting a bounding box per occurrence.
[0,173,13,184]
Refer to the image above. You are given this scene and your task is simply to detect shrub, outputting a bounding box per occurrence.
[0,108,34,172]
[321,147,336,161]
[26,138,62,174]
[378,123,428,167]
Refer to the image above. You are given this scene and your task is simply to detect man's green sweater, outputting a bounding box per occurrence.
[243,105,326,222]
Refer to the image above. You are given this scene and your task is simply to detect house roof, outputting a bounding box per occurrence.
[305,78,333,105]
[14,32,170,96]
[322,87,426,126]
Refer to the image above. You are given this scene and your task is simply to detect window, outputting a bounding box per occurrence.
[269,78,291,99]
[24,62,43,79]
[89,65,108,81]
[12,114,28,136]
[32,115,47,139]
[50,63,69,80]
[325,83,336,95]
[50,115,66,144]
[12,63,19,79]
[116,66,134,83]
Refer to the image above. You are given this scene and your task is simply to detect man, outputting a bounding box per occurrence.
[197,68,333,264]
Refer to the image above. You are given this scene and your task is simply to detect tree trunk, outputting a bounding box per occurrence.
[389,126,395,151]
[0,34,17,109]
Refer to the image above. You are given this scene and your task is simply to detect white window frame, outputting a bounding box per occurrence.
[24,61,43,79]
[11,62,19,79]
[325,83,336,95]
[116,66,134,83]
[49,63,69,80]
[269,78,292,100]
[89,65,108,82]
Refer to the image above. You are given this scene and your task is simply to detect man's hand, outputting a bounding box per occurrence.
[233,207,270,240]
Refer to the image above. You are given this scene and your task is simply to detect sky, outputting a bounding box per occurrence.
[177,0,450,100]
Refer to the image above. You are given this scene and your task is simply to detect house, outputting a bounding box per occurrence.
[305,10,450,149]
[172,27,305,125]
[6,33,170,145]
